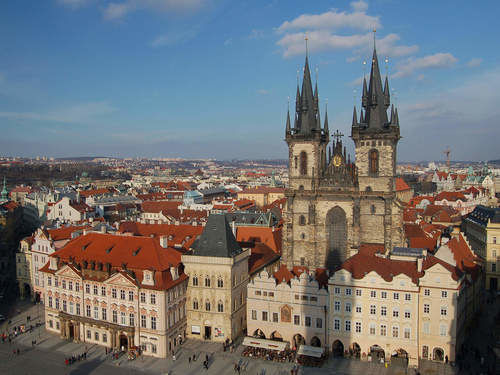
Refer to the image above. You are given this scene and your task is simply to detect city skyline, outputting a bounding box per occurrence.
[1,0,498,161]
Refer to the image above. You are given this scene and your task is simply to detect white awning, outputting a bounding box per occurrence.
[297,345,324,358]
[242,337,289,351]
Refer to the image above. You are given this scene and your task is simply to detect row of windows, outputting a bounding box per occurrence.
[333,302,413,318]
[192,274,245,288]
[333,319,411,339]
[255,290,275,297]
[294,294,318,302]
[333,287,450,299]
[86,330,108,343]
[193,300,224,312]
[48,278,157,304]
[250,310,323,328]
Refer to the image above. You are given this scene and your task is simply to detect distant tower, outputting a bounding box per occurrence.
[1,177,8,201]
[443,146,451,170]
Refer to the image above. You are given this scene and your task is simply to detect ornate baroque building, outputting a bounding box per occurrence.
[282,46,404,270]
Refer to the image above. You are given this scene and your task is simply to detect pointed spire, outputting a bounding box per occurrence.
[362,77,368,108]
[363,42,389,128]
[324,103,329,136]
[360,108,364,123]
[285,105,291,135]
[352,106,358,127]
[394,107,399,125]
[384,75,390,108]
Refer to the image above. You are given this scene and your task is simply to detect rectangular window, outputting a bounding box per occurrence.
[345,303,351,313]
[404,327,411,339]
[334,287,340,295]
[151,316,157,330]
[85,284,90,294]
[370,305,376,315]
[392,326,399,338]
[48,296,53,308]
[150,294,156,305]
[94,307,99,320]
[355,305,362,313]
[151,344,157,354]
[294,315,300,325]
[423,322,430,334]
[101,286,106,296]
[381,306,387,316]
[262,311,268,321]
[49,320,53,328]
[424,289,430,296]
[441,291,448,298]
[68,281,73,291]
[86,305,91,317]
[273,312,279,323]
[251,310,257,320]
[76,303,80,316]
[120,290,125,300]
[95,332,99,341]
[128,291,134,301]
[87,330,91,339]
[140,292,146,303]
[103,333,107,343]
[424,304,430,314]
[381,291,387,299]
[380,324,386,336]
[141,315,146,328]
[62,280,66,289]
[345,288,352,296]
[120,312,126,325]
[62,300,67,312]
[102,308,107,321]
[405,310,411,319]
[370,290,376,298]
[305,316,311,327]
[56,322,60,330]
[112,310,118,323]
[48,277,52,286]
[334,301,341,311]
[405,293,411,301]
[440,324,447,336]
[355,289,362,296]
[129,313,135,326]
[316,318,322,329]
[75,282,79,292]
[393,309,399,318]
[93,285,98,295]
[112,288,117,298]
[355,322,362,333]
[269,292,275,298]
[393,292,399,300]
[345,320,351,331]
[334,319,340,330]
[441,306,447,316]
[370,324,376,335]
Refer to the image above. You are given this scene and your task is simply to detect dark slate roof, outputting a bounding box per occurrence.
[199,187,227,196]
[391,247,426,258]
[465,205,500,226]
[191,214,242,258]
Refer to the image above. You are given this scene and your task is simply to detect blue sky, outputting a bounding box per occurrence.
[0,0,499,161]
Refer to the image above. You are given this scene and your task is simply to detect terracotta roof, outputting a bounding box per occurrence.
[239,187,285,194]
[435,191,467,202]
[395,177,411,191]
[262,197,287,213]
[271,264,328,288]
[408,196,434,208]
[118,222,202,249]
[248,243,280,275]
[70,201,93,213]
[45,225,89,241]
[236,226,282,254]
[1,201,19,211]
[10,186,32,193]
[233,199,255,209]
[141,200,182,213]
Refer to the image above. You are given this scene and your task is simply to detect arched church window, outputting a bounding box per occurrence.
[371,205,376,214]
[299,215,306,226]
[299,185,304,191]
[369,149,379,176]
[300,152,307,176]
[300,233,305,240]
[365,186,372,192]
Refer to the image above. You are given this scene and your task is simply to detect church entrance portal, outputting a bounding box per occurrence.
[119,334,128,350]
[204,326,212,340]
[68,323,74,340]
[326,206,347,269]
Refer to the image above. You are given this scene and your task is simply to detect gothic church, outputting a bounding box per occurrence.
[282,45,404,270]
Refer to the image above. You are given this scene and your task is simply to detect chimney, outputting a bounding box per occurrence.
[417,257,423,273]
[159,236,168,248]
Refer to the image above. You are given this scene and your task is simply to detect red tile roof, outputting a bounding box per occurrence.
[237,226,282,254]
[395,178,411,191]
[118,222,203,249]
[240,187,285,194]
[248,243,281,275]
[47,225,89,241]
[435,191,467,202]
[141,200,182,213]
[271,264,328,288]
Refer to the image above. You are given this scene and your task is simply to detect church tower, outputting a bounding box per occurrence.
[351,42,404,252]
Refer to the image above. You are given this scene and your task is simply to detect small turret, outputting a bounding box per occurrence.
[352,106,358,127]
[285,107,291,136]
[324,105,329,137]
[362,77,368,108]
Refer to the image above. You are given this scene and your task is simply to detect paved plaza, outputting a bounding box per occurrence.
[1,296,497,375]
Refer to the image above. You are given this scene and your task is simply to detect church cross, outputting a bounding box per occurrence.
[333,130,344,142]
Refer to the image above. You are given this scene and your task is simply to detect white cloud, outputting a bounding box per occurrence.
[393,53,457,78]
[257,89,269,95]
[0,101,116,124]
[248,29,265,40]
[103,0,206,20]
[467,58,482,67]
[278,31,417,58]
[277,8,380,33]
[350,0,368,12]
[151,28,199,47]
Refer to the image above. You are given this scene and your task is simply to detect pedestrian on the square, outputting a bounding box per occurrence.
[206,354,209,363]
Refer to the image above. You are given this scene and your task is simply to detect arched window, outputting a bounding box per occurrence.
[298,185,304,192]
[300,151,307,175]
[326,206,347,269]
[205,300,211,311]
[217,300,224,312]
[192,276,198,286]
[365,186,372,192]
[217,278,223,288]
[299,215,306,226]
[369,149,379,176]
[193,298,199,310]
[205,276,211,287]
